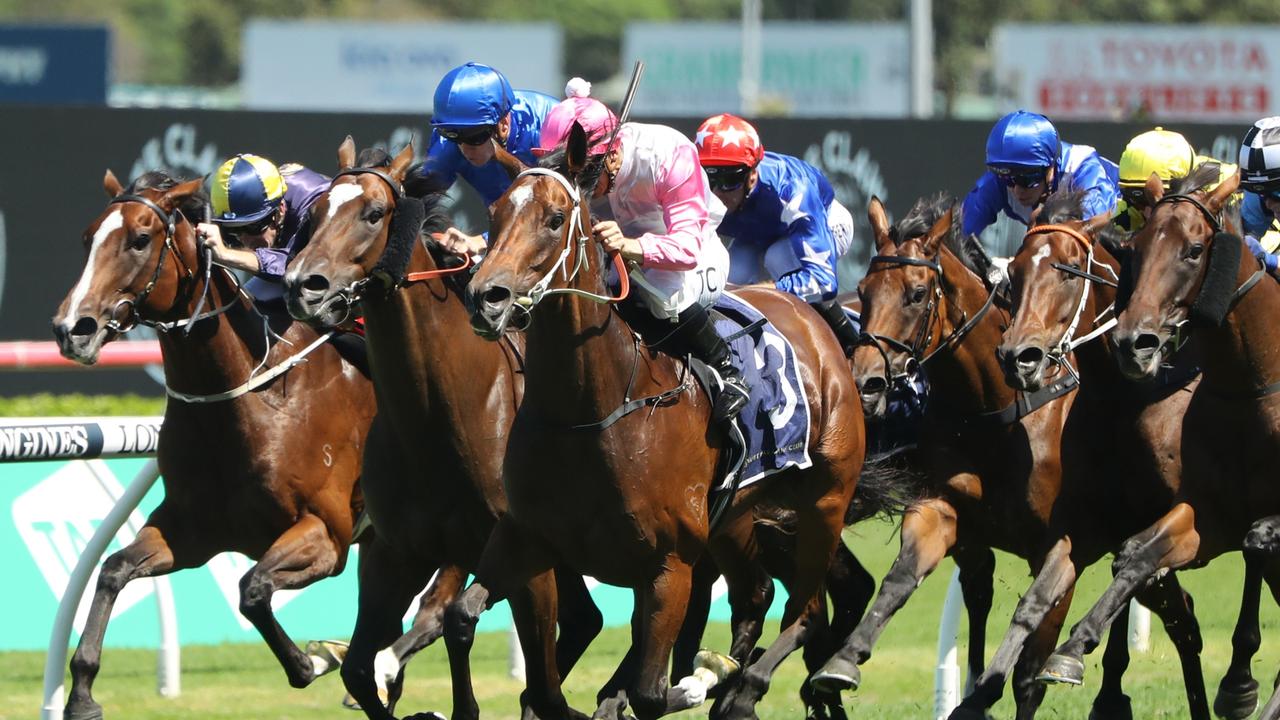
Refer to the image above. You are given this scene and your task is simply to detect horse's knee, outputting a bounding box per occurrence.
[238,569,274,618]
[444,592,482,646]
[1244,519,1280,556]
[96,552,137,595]
[630,682,668,720]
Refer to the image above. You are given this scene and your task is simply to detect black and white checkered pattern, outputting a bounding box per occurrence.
[1239,117,1280,186]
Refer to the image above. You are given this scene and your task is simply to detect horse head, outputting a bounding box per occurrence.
[998,188,1114,391]
[468,120,603,340]
[1113,162,1240,380]
[52,170,204,364]
[284,137,416,327]
[852,194,955,418]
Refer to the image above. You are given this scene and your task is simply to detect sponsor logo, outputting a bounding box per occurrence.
[130,123,220,183]
[0,47,47,85]
[0,424,101,461]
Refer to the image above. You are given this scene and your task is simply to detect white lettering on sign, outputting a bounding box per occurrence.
[130,123,220,184]
[0,48,47,84]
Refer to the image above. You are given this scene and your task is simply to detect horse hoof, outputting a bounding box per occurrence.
[694,648,741,684]
[402,713,446,720]
[946,705,992,720]
[1088,692,1133,720]
[1213,679,1259,720]
[810,657,860,694]
[306,639,349,677]
[63,700,104,720]
[340,686,389,711]
[1036,653,1085,686]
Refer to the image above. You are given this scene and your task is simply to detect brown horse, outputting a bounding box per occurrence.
[811,195,1131,718]
[51,170,377,719]
[1038,165,1280,712]
[952,188,1213,719]
[451,122,866,720]
[283,139,604,720]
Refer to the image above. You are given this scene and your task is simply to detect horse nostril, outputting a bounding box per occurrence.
[301,274,330,293]
[1016,346,1044,368]
[1133,333,1160,353]
[482,286,512,308]
[70,317,98,338]
[858,376,887,396]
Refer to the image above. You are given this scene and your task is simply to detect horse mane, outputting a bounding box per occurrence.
[1038,186,1087,224]
[126,169,210,224]
[1171,161,1223,196]
[888,192,952,247]
[537,147,607,198]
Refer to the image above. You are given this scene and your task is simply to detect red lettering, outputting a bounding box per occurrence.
[1246,44,1267,72]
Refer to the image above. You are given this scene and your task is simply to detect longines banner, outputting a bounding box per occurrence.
[0,106,1251,395]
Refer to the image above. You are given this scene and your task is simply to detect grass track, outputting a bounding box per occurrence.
[5,523,1280,719]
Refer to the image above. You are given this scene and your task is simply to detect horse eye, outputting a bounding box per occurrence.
[130,233,150,251]
[366,208,385,224]
[1187,243,1204,261]
[910,286,926,304]
[548,213,565,231]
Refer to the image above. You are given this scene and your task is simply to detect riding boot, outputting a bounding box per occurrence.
[811,298,861,356]
[671,305,750,423]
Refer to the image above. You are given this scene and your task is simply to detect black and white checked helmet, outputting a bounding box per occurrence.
[1239,116,1280,190]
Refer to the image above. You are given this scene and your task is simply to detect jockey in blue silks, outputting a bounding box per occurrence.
[694,113,861,356]
[406,62,558,257]
[962,110,1120,238]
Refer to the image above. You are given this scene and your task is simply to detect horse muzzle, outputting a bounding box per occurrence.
[855,374,889,419]
[51,315,112,365]
[1114,328,1166,381]
[284,270,354,328]
[998,340,1049,392]
[467,283,517,340]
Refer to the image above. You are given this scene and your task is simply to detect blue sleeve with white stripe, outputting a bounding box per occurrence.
[774,172,839,302]
[1068,150,1120,220]
[961,172,1005,237]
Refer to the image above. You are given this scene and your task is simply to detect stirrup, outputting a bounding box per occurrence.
[713,375,750,422]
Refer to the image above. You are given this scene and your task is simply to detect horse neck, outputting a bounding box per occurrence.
[1200,252,1280,397]
[522,256,642,423]
[155,265,265,395]
[361,241,509,429]
[928,248,1016,415]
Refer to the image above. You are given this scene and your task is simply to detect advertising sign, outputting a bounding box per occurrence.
[993,24,1280,122]
[623,22,909,117]
[0,25,108,105]
[243,20,562,113]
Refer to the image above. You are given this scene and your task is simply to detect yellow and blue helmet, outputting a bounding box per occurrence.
[210,154,287,225]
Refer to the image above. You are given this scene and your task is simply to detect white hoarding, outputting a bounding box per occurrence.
[993,24,1280,122]
[243,20,562,113]
[623,22,909,117]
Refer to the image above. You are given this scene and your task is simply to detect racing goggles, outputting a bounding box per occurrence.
[705,166,752,192]
[1120,185,1155,208]
[439,125,496,146]
[1242,181,1280,202]
[990,165,1049,189]
[223,212,280,240]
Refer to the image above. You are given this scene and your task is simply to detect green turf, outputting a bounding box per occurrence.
[0,393,165,418]
[5,524,1279,719]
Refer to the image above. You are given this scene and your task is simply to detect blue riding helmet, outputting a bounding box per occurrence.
[985,110,1061,171]
[431,62,515,128]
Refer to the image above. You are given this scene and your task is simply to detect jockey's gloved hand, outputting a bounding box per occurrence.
[1245,234,1280,272]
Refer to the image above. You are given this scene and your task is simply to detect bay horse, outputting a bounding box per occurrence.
[1038,164,1280,714]
[810,194,1191,718]
[51,170,377,719]
[956,188,1213,718]
[454,121,867,720]
[283,138,603,720]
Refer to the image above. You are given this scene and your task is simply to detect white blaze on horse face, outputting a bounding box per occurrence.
[1030,243,1051,269]
[326,183,366,220]
[507,183,534,214]
[63,208,124,327]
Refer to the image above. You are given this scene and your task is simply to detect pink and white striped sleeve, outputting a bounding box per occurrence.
[637,143,710,271]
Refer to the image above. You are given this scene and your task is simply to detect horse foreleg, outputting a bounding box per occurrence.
[1089,600,1133,720]
[509,569,586,720]
[800,541,874,720]
[340,537,435,720]
[1010,582,1075,720]
[1217,519,1280,720]
[237,513,343,689]
[444,515,556,720]
[65,523,182,720]
[1133,572,1208,719]
[956,545,996,692]
[380,565,468,714]
[554,569,603,680]
[1039,502,1201,688]
[627,557,694,720]
[950,537,1075,719]
[811,496,959,693]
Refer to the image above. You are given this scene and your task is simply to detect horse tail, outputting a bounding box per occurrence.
[844,451,925,525]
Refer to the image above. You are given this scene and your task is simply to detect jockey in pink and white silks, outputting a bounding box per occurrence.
[534,79,749,422]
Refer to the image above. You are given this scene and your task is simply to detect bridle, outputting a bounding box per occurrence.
[1024,223,1119,382]
[856,247,1000,388]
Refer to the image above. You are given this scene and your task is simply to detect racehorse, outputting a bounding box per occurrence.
[283,138,603,720]
[1038,164,1280,715]
[51,170,377,719]
[951,188,1212,718]
[453,121,869,720]
[810,194,1183,718]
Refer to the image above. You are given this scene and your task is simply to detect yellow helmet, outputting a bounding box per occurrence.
[1118,128,1196,188]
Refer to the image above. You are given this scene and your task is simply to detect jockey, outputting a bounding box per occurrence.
[197,153,330,302]
[694,113,861,355]
[408,62,558,255]
[963,110,1119,238]
[1114,127,1238,233]
[532,79,748,422]
[1239,117,1280,271]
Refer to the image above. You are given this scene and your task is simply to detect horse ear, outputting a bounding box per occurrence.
[493,144,528,182]
[919,206,954,257]
[338,136,356,171]
[1206,167,1240,212]
[868,196,893,254]
[160,178,205,209]
[566,122,589,176]
[1082,210,1111,238]
[1145,171,1165,206]
[389,142,415,181]
[103,169,123,198]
